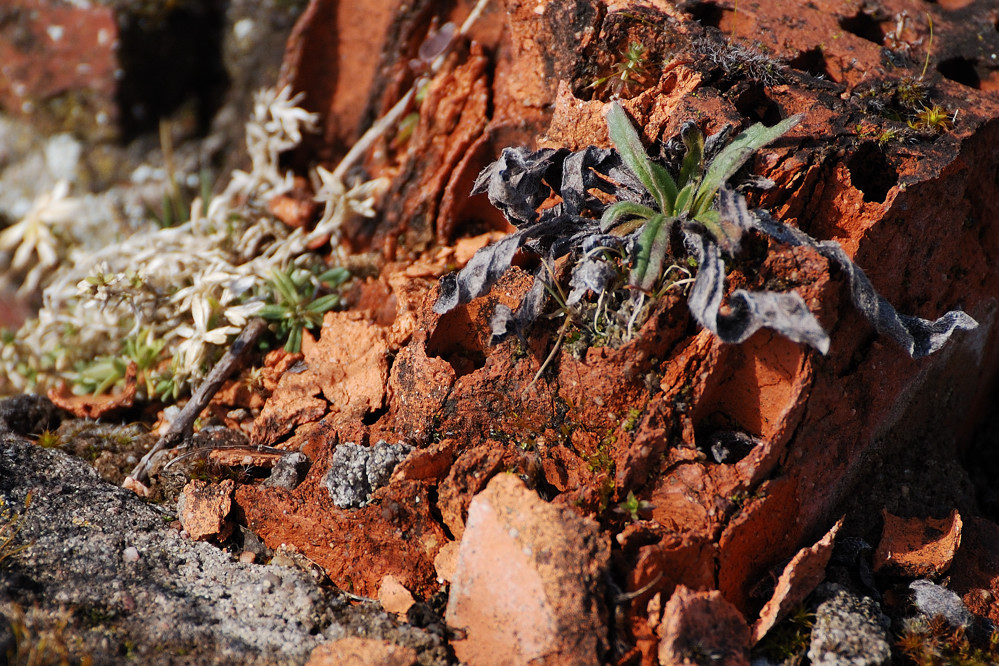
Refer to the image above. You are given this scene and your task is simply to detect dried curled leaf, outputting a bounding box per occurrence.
[471,148,566,226]
[439,104,976,361]
[437,146,629,317]
[685,230,830,353]
[751,211,978,358]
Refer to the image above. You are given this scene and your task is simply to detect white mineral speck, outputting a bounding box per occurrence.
[45,134,81,182]
[233,18,255,42]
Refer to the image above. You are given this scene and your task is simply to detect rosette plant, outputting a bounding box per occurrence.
[435,101,975,359]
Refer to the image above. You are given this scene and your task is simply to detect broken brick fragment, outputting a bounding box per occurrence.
[874,509,963,578]
[657,585,751,666]
[446,474,609,665]
[179,479,235,542]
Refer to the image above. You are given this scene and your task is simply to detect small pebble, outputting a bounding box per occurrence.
[261,571,281,592]
[239,551,256,564]
[123,546,140,563]
[909,579,974,629]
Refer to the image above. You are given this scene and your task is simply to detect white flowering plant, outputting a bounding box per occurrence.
[0,86,380,397]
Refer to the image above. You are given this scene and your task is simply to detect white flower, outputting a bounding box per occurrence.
[174,296,240,376]
[308,169,388,250]
[0,180,81,295]
[223,301,264,327]
[265,86,317,148]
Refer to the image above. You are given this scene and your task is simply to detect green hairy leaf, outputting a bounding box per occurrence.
[606,102,677,213]
[677,122,705,190]
[600,200,657,234]
[694,113,803,214]
[630,214,672,292]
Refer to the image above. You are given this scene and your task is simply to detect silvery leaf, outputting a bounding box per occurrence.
[751,210,978,358]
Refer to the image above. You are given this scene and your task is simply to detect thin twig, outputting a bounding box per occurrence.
[329,0,491,184]
[124,318,268,488]
[614,571,664,603]
[330,88,415,183]
[531,318,569,386]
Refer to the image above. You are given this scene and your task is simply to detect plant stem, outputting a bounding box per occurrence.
[124,317,268,489]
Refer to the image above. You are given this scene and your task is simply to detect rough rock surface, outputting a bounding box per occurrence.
[808,585,892,666]
[908,579,975,629]
[307,636,418,666]
[656,585,751,666]
[752,519,842,643]
[446,474,609,665]
[0,432,446,664]
[7,0,999,662]
[873,509,963,577]
[324,440,414,508]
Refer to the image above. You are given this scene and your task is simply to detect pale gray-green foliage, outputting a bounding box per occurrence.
[436,102,976,358]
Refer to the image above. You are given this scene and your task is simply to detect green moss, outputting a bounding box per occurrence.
[897,617,999,666]
[753,605,814,664]
[622,407,642,432]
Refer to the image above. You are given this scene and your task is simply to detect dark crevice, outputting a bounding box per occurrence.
[361,405,390,426]
[686,1,725,28]
[937,56,982,89]
[729,83,783,126]
[115,2,229,141]
[838,11,886,45]
[786,47,836,82]
[426,309,488,378]
[846,143,899,203]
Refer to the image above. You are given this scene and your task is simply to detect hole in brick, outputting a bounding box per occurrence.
[116,2,230,141]
[847,143,899,204]
[687,1,725,28]
[730,83,782,126]
[787,47,836,81]
[427,308,487,378]
[838,11,885,45]
[937,56,981,89]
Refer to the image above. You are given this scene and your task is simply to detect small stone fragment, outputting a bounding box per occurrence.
[178,479,235,541]
[446,474,609,665]
[306,637,417,666]
[122,546,139,563]
[433,541,460,583]
[378,575,415,616]
[908,579,974,629]
[366,441,413,490]
[324,441,413,508]
[390,438,457,483]
[753,519,842,643]
[123,476,151,498]
[874,509,962,577]
[657,585,751,666]
[260,571,281,593]
[253,313,390,445]
[807,584,891,666]
[264,452,311,489]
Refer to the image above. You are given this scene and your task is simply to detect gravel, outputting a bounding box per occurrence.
[0,427,444,664]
